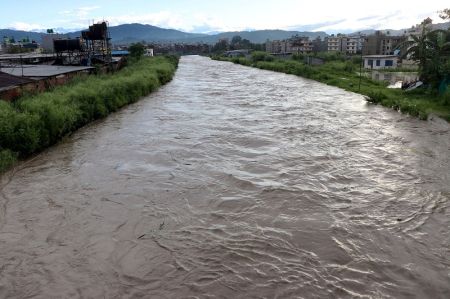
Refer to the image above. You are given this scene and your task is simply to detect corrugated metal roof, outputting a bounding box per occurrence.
[0,65,94,78]
[0,71,34,90]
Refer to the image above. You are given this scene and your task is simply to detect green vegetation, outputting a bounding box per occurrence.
[211,35,265,53]
[129,42,146,60]
[0,56,179,174]
[400,19,450,90]
[213,53,450,121]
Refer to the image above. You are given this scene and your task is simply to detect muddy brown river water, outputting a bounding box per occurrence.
[0,56,449,298]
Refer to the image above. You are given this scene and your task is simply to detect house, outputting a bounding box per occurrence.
[0,71,35,101]
[145,48,154,57]
[363,55,398,69]
[0,65,94,101]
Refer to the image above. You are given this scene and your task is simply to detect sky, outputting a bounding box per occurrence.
[0,0,448,33]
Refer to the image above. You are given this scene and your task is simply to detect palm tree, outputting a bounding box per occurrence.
[399,19,450,89]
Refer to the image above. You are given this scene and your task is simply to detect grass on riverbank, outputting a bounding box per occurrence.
[0,55,179,174]
[213,55,450,121]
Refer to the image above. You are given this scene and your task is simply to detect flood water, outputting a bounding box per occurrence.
[1,56,449,298]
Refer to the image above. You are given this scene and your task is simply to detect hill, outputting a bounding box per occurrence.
[0,29,43,43]
[1,24,327,45]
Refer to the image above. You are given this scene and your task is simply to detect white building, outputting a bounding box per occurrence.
[145,48,154,57]
[363,55,398,69]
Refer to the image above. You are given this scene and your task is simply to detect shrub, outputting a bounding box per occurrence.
[367,91,388,104]
[0,149,17,173]
[252,51,274,63]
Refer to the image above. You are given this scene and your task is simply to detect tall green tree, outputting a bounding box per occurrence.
[401,18,450,89]
[129,43,145,60]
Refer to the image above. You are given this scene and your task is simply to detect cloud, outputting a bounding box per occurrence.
[104,11,185,29]
[315,9,443,33]
[59,6,100,19]
[101,11,241,33]
[7,22,46,31]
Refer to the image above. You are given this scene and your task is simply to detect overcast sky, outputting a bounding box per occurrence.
[1,0,448,33]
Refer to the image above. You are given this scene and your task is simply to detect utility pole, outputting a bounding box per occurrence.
[358,49,364,92]
[20,54,23,77]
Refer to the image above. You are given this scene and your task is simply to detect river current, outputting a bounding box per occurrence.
[0,56,449,298]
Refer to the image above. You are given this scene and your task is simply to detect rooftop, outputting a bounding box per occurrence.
[0,71,34,91]
[0,53,55,61]
[362,55,399,58]
[0,65,94,78]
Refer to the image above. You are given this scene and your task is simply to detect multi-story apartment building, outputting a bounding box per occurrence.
[290,36,313,53]
[327,34,344,52]
[265,39,293,54]
[266,36,313,54]
[362,31,406,55]
[328,34,365,54]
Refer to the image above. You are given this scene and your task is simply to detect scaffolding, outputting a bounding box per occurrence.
[81,21,112,65]
[53,21,112,66]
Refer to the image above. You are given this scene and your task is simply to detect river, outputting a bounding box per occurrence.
[1,56,449,298]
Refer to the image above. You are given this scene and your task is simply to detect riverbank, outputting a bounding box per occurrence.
[0,55,179,173]
[213,55,450,122]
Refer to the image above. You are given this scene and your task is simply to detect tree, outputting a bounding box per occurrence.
[439,8,450,20]
[212,39,229,53]
[129,42,145,60]
[400,19,450,89]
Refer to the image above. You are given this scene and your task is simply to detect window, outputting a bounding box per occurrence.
[368,59,373,67]
[385,60,393,67]
[376,60,381,66]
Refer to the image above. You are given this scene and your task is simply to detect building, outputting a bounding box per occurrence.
[290,36,313,54]
[345,34,365,54]
[327,34,345,52]
[312,36,328,53]
[266,39,293,54]
[145,48,154,57]
[266,36,312,54]
[363,55,398,69]
[327,34,365,54]
[362,31,406,55]
[0,65,94,101]
[41,33,68,52]
[0,71,35,101]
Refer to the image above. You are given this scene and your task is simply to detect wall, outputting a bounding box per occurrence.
[364,57,398,70]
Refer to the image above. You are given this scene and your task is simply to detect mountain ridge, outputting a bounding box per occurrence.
[2,21,449,45]
[1,23,327,45]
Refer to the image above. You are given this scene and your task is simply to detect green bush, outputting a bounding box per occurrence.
[343,61,355,73]
[252,51,274,63]
[367,91,388,104]
[0,149,17,173]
